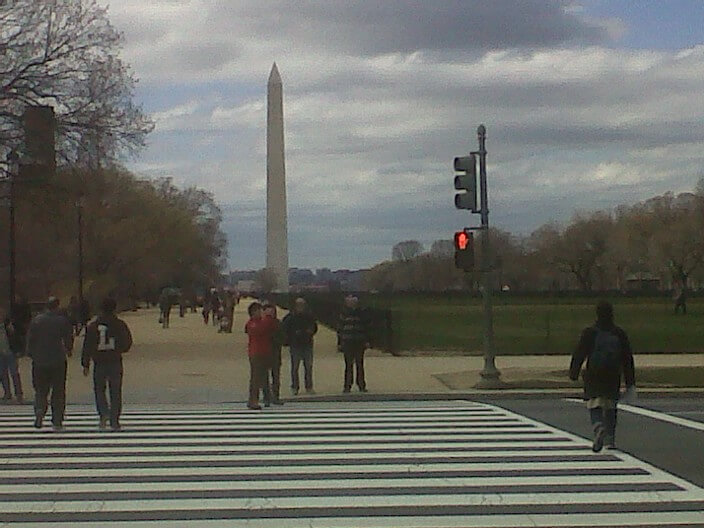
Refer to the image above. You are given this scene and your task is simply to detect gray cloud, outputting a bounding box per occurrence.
[224,0,612,56]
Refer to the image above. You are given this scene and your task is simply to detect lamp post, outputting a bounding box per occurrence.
[5,151,19,312]
[76,193,85,305]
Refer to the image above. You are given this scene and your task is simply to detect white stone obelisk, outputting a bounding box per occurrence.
[266,62,289,292]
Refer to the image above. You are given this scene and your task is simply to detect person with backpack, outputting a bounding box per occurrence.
[81,298,133,431]
[569,301,636,452]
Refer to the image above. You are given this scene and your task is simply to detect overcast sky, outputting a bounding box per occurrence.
[99,0,704,271]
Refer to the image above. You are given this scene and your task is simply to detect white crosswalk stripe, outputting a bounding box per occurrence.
[1,401,703,527]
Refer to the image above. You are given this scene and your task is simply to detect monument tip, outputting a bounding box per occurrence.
[268,62,281,85]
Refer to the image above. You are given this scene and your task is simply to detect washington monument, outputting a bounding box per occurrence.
[266,62,289,292]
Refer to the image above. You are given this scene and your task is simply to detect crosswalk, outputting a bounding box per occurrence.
[1,401,703,527]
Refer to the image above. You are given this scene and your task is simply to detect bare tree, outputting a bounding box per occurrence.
[1,0,153,166]
[392,240,424,262]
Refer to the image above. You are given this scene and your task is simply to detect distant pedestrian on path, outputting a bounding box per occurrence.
[81,298,133,431]
[1,306,24,403]
[158,291,172,329]
[244,302,275,410]
[337,295,370,393]
[673,283,687,315]
[26,297,74,431]
[262,303,284,405]
[569,301,636,452]
[282,298,318,395]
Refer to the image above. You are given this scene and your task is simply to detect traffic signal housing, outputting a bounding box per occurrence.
[454,230,474,271]
[454,154,477,212]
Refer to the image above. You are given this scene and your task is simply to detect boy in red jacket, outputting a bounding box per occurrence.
[244,302,275,410]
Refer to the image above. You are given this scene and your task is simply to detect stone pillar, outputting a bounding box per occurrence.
[266,62,289,292]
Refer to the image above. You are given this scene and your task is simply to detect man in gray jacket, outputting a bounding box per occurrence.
[25,297,74,431]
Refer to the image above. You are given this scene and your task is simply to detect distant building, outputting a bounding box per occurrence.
[625,272,660,292]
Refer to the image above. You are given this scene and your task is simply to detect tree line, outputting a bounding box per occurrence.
[1,1,226,306]
[365,182,704,293]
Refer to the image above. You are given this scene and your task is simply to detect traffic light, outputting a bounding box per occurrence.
[454,230,474,271]
[454,154,477,212]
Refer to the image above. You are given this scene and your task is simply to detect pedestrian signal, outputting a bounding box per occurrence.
[454,231,474,271]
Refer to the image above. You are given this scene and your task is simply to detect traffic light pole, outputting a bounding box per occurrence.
[475,125,502,388]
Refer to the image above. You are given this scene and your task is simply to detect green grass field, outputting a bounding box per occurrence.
[364,295,704,354]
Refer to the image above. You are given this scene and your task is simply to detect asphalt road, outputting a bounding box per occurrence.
[482,395,704,488]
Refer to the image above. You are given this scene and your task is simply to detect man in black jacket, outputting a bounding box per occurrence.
[26,297,74,430]
[282,298,318,395]
[81,298,133,431]
[569,301,636,452]
[337,295,370,393]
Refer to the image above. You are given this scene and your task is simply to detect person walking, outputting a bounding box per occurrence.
[25,297,74,431]
[262,303,284,405]
[673,282,687,315]
[81,298,133,431]
[158,290,172,329]
[569,301,636,452]
[337,295,370,393]
[1,306,24,403]
[10,295,32,355]
[244,302,275,410]
[282,298,318,395]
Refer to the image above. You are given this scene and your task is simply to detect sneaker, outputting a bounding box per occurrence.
[52,424,65,432]
[34,416,43,429]
[592,424,605,453]
[359,387,368,393]
[247,404,262,411]
[99,417,109,430]
[604,436,616,450]
[264,401,271,408]
[272,399,284,406]
[111,423,122,432]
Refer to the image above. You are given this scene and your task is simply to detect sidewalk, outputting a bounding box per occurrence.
[3,302,703,406]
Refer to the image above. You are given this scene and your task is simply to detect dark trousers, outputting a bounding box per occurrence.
[590,407,618,442]
[249,355,270,405]
[93,361,123,425]
[263,348,282,402]
[32,361,67,426]
[343,345,366,390]
[1,353,23,398]
[290,345,313,390]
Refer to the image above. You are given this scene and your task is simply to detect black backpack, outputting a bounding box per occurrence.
[589,329,622,371]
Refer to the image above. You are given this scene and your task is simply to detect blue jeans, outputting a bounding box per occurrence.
[590,407,617,442]
[1,354,23,398]
[290,345,313,390]
[93,361,123,425]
